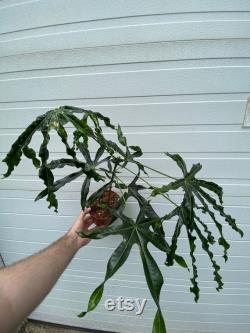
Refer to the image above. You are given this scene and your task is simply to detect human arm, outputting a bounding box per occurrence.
[0,208,93,333]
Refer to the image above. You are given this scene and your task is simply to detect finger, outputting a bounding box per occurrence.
[83,213,92,221]
[84,219,94,230]
[82,207,91,216]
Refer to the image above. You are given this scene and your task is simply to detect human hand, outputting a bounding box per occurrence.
[67,207,94,250]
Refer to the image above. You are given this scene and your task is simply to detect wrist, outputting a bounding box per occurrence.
[65,229,90,251]
[64,231,81,252]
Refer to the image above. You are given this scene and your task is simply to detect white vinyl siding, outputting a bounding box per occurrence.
[0,1,250,333]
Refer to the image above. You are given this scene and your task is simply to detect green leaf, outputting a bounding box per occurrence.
[186,230,200,302]
[129,145,143,158]
[117,124,127,146]
[193,189,230,261]
[165,152,188,176]
[107,140,126,157]
[194,223,223,292]
[56,121,76,158]
[166,212,183,266]
[77,200,168,333]
[78,284,104,318]
[136,232,166,333]
[197,186,243,238]
[22,145,40,168]
[38,129,58,212]
[35,170,84,202]
[2,113,47,177]
[47,158,84,169]
[194,213,215,245]
[153,152,243,289]
[151,179,184,196]
[114,182,127,189]
[81,177,91,209]
[139,226,169,253]
[94,146,105,164]
[63,105,116,130]
[78,229,135,317]
[64,112,95,139]
[77,142,92,165]
[196,179,223,204]
[153,310,166,333]
[174,254,189,270]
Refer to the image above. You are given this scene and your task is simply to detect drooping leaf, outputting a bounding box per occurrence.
[186,229,200,302]
[38,129,58,212]
[94,146,105,164]
[63,105,116,130]
[117,124,127,146]
[81,177,91,210]
[137,235,166,333]
[56,121,76,159]
[2,113,47,177]
[77,183,169,333]
[35,170,84,202]
[129,145,143,158]
[165,152,188,176]
[47,158,84,169]
[174,254,189,270]
[193,222,223,292]
[78,224,135,318]
[22,145,40,169]
[77,142,92,165]
[151,152,243,300]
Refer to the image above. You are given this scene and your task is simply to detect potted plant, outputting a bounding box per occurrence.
[2,106,243,333]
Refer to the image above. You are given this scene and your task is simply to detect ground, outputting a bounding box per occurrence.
[19,320,88,333]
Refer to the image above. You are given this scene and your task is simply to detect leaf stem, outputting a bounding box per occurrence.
[114,175,127,205]
[124,166,178,208]
[136,162,178,180]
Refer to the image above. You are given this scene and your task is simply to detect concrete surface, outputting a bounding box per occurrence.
[21,321,88,333]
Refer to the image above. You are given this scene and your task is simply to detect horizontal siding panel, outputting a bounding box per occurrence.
[1,65,250,102]
[6,251,249,289]
[1,0,250,35]
[0,92,248,107]
[29,311,250,333]
[1,40,250,74]
[45,279,250,302]
[1,238,248,270]
[0,99,247,127]
[1,12,250,57]
[0,192,249,212]
[1,176,249,196]
[1,154,249,180]
[1,129,250,154]
[47,281,250,306]
[3,251,250,284]
[0,219,247,245]
[42,295,250,318]
[0,211,249,232]
[1,178,250,197]
[41,301,250,324]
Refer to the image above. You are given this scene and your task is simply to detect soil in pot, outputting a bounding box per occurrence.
[89,189,120,227]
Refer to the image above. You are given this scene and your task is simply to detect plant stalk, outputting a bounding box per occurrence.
[123,166,178,208]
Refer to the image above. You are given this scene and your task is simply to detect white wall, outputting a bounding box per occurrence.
[0,1,250,333]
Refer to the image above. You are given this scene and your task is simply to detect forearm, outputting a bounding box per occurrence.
[0,232,78,333]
